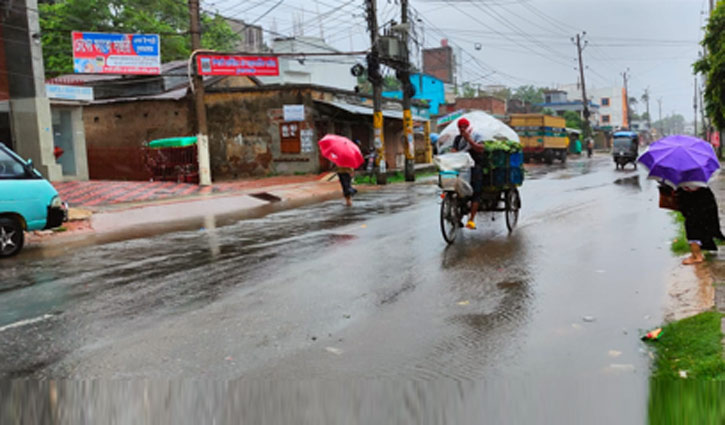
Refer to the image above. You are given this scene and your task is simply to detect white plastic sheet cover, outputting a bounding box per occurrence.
[437,110,520,152]
[434,152,475,171]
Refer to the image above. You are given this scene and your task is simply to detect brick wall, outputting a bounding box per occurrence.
[83,100,193,180]
[423,47,454,84]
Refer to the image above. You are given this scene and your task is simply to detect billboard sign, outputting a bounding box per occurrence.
[72,32,161,75]
[196,55,279,76]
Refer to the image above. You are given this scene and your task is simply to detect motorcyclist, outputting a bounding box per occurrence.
[451,118,485,230]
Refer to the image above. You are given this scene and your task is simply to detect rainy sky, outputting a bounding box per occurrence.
[202,0,705,120]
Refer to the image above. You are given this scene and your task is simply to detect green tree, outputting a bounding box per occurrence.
[562,110,582,129]
[39,0,239,76]
[512,85,545,105]
[695,2,725,129]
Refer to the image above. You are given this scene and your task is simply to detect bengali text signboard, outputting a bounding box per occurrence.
[72,32,160,75]
[196,55,279,76]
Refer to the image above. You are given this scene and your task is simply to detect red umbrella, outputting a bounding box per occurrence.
[318,134,364,168]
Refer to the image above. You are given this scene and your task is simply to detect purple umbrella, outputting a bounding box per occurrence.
[638,135,720,188]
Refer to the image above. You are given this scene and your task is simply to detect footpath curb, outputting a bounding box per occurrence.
[707,172,725,341]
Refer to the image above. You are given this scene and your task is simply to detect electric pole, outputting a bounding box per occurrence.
[572,32,591,142]
[621,69,630,130]
[643,88,651,132]
[694,77,699,137]
[189,0,212,186]
[401,0,415,182]
[657,97,663,136]
[365,0,387,184]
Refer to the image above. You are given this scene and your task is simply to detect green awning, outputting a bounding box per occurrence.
[148,137,197,148]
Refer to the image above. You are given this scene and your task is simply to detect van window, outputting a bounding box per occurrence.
[0,148,27,178]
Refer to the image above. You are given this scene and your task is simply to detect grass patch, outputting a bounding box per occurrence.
[647,311,725,423]
[670,211,690,255]
[51,226,67,233]
[648,311,725,380]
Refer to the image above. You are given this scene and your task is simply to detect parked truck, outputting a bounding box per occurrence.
[509,114,569,164]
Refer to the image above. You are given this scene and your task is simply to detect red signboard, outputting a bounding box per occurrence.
[196,55,279,76]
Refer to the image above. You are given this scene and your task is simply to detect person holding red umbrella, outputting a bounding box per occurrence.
[318,134,364,206]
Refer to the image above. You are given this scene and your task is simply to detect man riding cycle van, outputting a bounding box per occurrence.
[451,118,486,230]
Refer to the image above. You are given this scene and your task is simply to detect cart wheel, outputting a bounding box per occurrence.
[440,192,460,244]
[505,188,520,234]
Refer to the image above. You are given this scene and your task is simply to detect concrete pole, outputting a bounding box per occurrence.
[574,33,591,142]
[366,0,387,184]
[189,0,212,186]
[401,0,415,182]
[3,0,62,181]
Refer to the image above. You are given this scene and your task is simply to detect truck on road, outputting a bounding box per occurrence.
[509,114,569,164]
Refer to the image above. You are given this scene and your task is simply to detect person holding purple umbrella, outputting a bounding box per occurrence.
[639,135,724,265]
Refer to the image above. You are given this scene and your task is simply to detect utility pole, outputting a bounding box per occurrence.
[657,97,663,136]
[401,0,415,181]
[694,77,699,137]
[365,0,387,184]
[643,88,651,132]
[189,0,212,186]
[572,32,591,142]
[621,69,631,130]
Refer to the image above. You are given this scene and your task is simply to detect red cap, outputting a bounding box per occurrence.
[457,118,470,128]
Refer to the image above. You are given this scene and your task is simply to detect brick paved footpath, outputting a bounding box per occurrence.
[53,175,328,208]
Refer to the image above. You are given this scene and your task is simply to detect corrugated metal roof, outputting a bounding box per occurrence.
[315,100,428,121]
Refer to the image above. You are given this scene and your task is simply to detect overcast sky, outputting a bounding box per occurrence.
[203,0,705,121]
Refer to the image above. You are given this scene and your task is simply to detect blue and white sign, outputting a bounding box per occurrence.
[45,84,94,101]
[72,32,161,75]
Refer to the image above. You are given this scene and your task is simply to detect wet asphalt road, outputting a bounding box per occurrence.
[0,155,688,424]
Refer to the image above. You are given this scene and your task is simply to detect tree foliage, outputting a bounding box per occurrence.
[694,2,725,129]
[39,0,239,76]
[653,114,687,136]
[562,110,582,129]
[512,85,545,105]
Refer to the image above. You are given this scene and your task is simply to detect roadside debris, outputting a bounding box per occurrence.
[641,328,663,341]
[325,347,343,356]
[583,316,596,323]
[608,350,622,358]
[457,300,470,306]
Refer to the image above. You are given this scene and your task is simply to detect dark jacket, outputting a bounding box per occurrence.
[677,187,725,250]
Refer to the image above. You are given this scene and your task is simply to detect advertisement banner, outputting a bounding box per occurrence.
[196,55,279,76]
[72,32,160,75]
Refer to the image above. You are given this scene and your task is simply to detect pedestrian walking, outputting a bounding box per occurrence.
[586,137,594,158]
[337,166,357,207]
[318,134,364,207]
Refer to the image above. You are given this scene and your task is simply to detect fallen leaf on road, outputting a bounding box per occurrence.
[326,347,343,356]
[457,300,470,306]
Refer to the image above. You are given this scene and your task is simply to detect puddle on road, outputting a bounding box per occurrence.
[663,263,714,322]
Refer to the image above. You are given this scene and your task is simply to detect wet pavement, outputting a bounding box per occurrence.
[0,155,696,424]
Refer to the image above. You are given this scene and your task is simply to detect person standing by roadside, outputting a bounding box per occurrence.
[675,184,725,265]
[586,137,594,158]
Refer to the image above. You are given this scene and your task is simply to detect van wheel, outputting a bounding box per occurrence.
[0,217,24,258]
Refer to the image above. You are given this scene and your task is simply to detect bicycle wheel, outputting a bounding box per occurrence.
[505,188,521,233]
[440,192,460,244]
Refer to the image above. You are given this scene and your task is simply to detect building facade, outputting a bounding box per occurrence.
[255,37,358,92]
[423,40,456,85]
[382,73,446,115]
[560,84,627,130]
